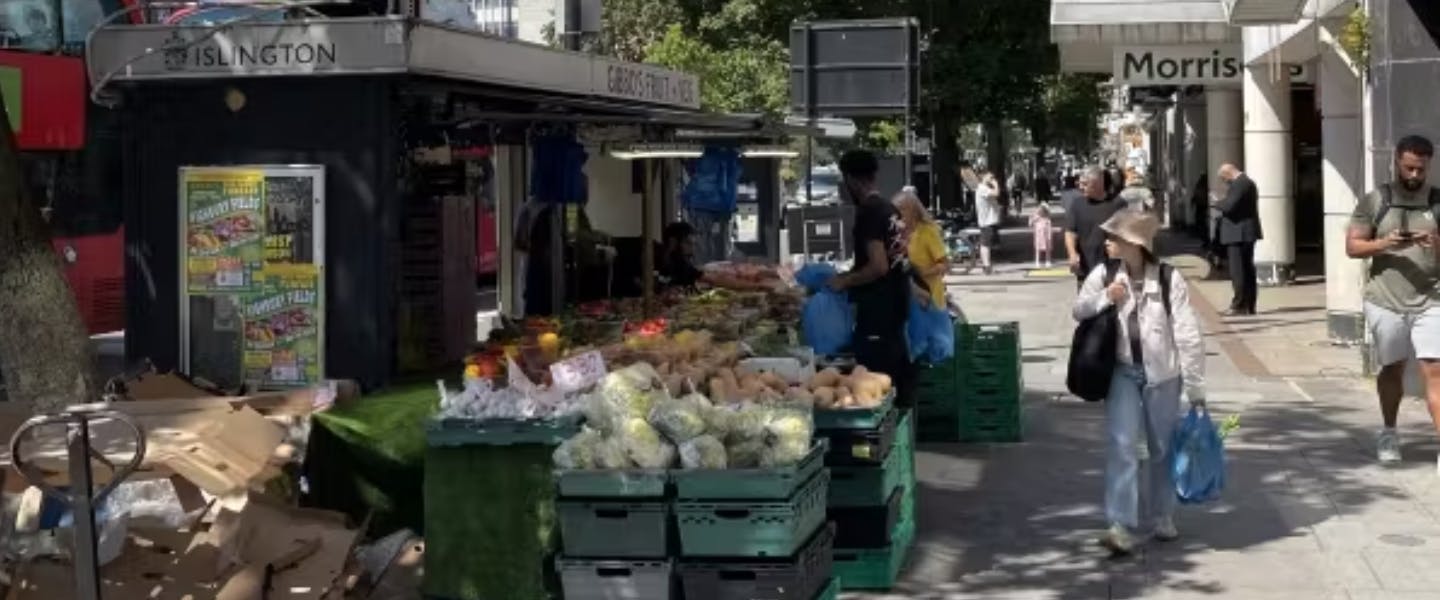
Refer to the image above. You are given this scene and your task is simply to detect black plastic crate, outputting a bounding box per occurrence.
[678,523,835,600]
[817,408,898,466]
[557,558,673,600]
[557,500,670,558]
[829,487,903,549]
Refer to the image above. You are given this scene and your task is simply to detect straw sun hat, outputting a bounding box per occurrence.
[1100,209,1160,254]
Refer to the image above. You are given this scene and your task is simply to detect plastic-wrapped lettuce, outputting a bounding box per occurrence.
[552,427,604,469]
[679,435,728,469]
[594,436,632,469]
[763,406,814,448]
[648,394,710,444]
[619,417,676,468]
[725,404,772,445]
[762,436,812,467]
[726,439,767,468]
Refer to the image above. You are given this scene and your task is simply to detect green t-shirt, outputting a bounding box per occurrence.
[1351,184,1440,312]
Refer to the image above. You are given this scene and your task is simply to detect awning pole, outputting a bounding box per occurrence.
[642,159,656,314]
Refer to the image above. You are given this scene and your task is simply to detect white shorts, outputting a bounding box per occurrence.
[1365,301,1440,366]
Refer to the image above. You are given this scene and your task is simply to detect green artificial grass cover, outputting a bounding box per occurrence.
[303,382,438,536]
[423,443,560,600]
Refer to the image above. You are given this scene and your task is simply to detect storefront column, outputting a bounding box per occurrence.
[1182,94,1209,233]
[1204,87,1243,194]
[1243,65,1294,285]
[1319,30,1366,344]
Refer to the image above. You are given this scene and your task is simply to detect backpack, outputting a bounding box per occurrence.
[1066,260,1174,402]
[1370,184,1440,236]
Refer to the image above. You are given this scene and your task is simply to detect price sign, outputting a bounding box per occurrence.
[550,351,607,391]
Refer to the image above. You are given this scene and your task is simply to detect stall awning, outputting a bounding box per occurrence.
[1051,0,1237,73]
[1224,0,1309,25]
[87,16,702,111]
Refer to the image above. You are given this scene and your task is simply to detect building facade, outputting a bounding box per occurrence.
[1053,0,1439,361]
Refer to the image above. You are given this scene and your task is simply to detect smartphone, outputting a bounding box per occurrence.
[1398,231,1418,240]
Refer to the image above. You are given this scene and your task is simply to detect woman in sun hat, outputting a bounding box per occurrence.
[1072,210,1207,556]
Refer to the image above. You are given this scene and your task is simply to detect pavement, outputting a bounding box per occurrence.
[848,207,1440,600]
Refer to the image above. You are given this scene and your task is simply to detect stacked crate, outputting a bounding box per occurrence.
[828,409,916,590]
[956,322,1023,442]
[673,444,838,600]
[553,442,840,600]
[554,468,676,600]
[917,321,1024,443]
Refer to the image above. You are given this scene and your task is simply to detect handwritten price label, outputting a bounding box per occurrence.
[550,351,607,392]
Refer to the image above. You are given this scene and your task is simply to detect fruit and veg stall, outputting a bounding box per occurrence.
[411,270,920,600]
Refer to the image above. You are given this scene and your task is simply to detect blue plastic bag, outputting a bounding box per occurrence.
[795,263,838,293]
[906,297,955,363]
[802,289,853,356]
[1171,406,1226,504]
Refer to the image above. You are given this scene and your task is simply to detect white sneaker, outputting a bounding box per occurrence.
[1153,517,1179,542]
[1099,523,1135,555]
[1377,429,1402,465]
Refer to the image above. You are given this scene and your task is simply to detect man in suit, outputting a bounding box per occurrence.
[1214,164,1263,315]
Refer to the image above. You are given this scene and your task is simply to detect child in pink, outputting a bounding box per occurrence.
[1029,203,1054,268]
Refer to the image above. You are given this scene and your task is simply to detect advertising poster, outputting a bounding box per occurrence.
[181,166,324,390]
[183,170,265,293]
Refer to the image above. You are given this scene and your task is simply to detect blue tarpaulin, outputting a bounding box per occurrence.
[530,134,588,204]
[682,146,741,215]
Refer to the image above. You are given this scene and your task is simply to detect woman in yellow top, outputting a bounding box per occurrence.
[894,188,949,307]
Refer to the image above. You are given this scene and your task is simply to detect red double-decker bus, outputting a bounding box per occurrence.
[3,0,126,335]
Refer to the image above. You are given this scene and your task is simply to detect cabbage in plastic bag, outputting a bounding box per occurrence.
[725,404,771,444]
[619,417,676,468]
[580,393,626,436]
[679,435,728,469]
[648,394,710,444]
[763,407,814,449]
[552,427,605,469]
[726,439,767,468]
[594,436,632,469]
[763,436,812,467]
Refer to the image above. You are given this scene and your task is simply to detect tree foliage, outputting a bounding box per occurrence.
[644,24,790,115]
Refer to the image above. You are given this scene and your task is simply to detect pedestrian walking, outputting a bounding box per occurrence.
[974,172,1002,275]
[828,149,918,408]
[1119,169,1156,213]
[1072,209,1207,555]
[1214,164,1262,315]
[1030,203,1055,268]
[1345,135,1440,468]
[1065,167,1126,290]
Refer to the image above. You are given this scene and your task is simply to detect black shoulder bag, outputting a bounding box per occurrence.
[1066,261,1174,402]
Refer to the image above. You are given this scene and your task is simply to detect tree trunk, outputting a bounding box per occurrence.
[0,93,99,413]
[983,120,1008,218]
[933,115,960,212]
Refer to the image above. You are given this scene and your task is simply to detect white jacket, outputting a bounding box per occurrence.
[1073,262,1206,400]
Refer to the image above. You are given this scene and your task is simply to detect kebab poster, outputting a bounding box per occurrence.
[241,282,322,387]
[183,170,265,293]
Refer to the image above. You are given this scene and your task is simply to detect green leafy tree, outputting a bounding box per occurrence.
[644,24,790,116]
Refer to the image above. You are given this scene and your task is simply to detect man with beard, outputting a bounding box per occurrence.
[828,149,919,408]
[1347,135,1440,469]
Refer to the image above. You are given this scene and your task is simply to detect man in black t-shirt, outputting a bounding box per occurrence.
[828,150,917,408]
[1065,167,1126,287]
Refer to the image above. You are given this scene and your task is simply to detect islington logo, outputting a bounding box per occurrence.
[1114,46,1243,86]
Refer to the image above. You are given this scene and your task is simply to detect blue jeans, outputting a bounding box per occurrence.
[1105,364,1183,530]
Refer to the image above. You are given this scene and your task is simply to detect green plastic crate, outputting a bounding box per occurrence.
[958,321,1021,352]
[426,415,582,447]
[557,500,670,558]
[829,444,904,507]
[676,471,830,557]
[555,469,669,498]
[959,406,1023,443]
[814,577,841,600]
[814,393,895,429]
[833,514,915,591]
[673,439,827,500]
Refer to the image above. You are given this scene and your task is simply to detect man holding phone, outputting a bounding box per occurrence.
[1346,135,1440,469]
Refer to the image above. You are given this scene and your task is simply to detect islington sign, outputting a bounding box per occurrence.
[1115,45,1311,87]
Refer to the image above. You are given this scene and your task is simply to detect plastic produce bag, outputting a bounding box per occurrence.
[906,297,955,363]
[802,289,853,356]
[553,428,605,469]
[648,394,710,444]
[679,435,728,469]
[794,263,838,293]
[1171,406,1226,504]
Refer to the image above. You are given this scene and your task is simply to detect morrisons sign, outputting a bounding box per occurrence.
[1115,45,1311,87]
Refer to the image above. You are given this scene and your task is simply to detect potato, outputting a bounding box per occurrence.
[854,390,883,408]
[813,386,836,406]
[759,372,787,392]
[785,386,815,406]
[809,367,843,390]
[851,365,870,379]
[871,372,893,390]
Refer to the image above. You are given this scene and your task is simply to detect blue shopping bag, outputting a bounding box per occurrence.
[795,263,838,293]
[1171,405,1226,504]
[802,288,853,356]
[906,297,955,363]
